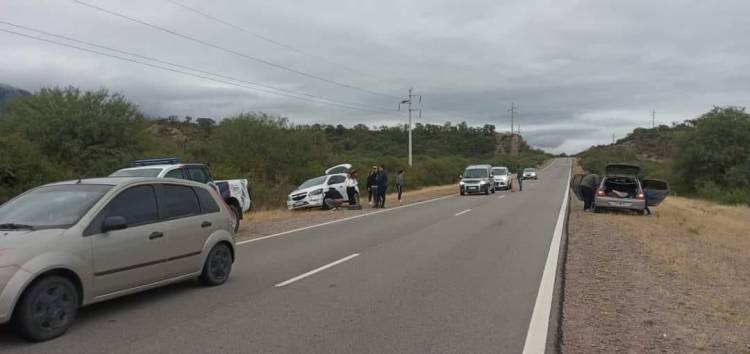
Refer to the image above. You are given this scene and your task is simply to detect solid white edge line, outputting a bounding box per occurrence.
[274,253,360,287]
[522,158,570,354]
[454,209,471,216]
[237,194,455,245]
[497,195,506,199]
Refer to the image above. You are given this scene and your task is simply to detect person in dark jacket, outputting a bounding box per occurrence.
[366,166,378,206]
[396,170,405,204]
[517,168,524,192]
[376,165,388,208]
[579,173,600,212]
[323,187,346,210]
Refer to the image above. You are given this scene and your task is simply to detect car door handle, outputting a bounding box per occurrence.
[148,232,164,240]
[201,221,212,228]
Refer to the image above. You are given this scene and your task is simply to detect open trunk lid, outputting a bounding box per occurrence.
[605,163,642,177]
[325,163,352,175]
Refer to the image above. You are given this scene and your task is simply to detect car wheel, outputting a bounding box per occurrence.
[199,243,233,286]
[484,186,489,195]
[230,204,241,233]
[459,188,465,196]
[13,275,79,342]
[352,192,360,205]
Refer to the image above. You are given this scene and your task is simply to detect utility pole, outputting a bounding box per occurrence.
[612,133,615,144]
[398,88,421,166]
[508,102,518,133]
[652,109,656,128]
[508,102,519,156]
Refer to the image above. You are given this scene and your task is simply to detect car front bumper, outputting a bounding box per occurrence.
[595,196,645,210]
[287,195,324,209]
[493,179,509,188]
[461,184,488,194]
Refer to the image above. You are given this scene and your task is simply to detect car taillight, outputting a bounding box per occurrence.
[636,193,645,200]
[596,190,605,196]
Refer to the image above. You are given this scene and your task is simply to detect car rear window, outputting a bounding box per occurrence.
[163,184,201,218]
[194,187,220,213]
[186,167,210,183]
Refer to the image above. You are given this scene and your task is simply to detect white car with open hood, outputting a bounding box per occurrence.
[287,164,359,210]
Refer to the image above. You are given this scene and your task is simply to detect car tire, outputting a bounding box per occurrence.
[484,186,489,195]
[199,243,233,286]
[352,192,360,206]
[460,188,465,196]
[13,275,79,342]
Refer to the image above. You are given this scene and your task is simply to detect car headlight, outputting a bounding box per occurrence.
[309,188,323,196]
[459,181,465,186]
[480,181,488,185]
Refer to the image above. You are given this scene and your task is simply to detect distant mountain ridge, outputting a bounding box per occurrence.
[0,83,31,114]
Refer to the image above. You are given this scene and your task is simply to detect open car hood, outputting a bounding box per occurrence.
[325,163,352,175]
[605,163,642,177]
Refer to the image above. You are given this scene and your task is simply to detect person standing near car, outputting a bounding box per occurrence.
[396,169,405,204]
[376,164,388,208]
[346,169,360,207]
[517,168,524,192]
[579,173,600,212]
[367,166,378,206]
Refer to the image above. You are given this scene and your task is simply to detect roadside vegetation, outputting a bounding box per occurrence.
[577,106,750,205]
[0,86,550,208]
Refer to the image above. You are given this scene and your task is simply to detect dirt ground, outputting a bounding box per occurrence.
[562,169,750,352]
[236,184,457,241]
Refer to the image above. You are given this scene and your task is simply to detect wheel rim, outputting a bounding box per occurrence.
[31,283,75,332]
[210,247,231,280]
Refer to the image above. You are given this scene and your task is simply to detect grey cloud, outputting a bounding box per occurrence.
[1,0,748,153]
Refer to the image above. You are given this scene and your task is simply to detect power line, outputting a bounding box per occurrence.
[165,0,392,86]
[0,28,399,114]
[0,20,395,114]
[68,0,402,100]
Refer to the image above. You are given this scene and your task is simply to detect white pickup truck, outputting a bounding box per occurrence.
[110,158,251,232]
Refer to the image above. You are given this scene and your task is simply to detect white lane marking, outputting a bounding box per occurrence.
[454,209,472,216]
[237,194,455,245]
[274,253,360,287]
[497,195,506,200]
[522,159,571,354]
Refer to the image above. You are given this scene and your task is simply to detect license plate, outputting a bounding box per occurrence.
[293,201,306,207]
[468,186,477,190]
[612,201,631,207]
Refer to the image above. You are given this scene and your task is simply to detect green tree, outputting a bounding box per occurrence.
[1,87,148,177]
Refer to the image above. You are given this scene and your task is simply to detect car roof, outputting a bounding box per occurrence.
[492,166,508,169]
[466,164,491,169]
[115,163,205,171]
[47,177,208,189]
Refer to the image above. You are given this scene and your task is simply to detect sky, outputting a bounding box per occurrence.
[1,0,749,153]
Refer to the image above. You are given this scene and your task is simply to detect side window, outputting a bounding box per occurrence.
[105,185,158,226]
[194,187,220,213]
[165,168,185,179]
[328,175,346,185]
[163,184,201,219]
[186,167,209,184]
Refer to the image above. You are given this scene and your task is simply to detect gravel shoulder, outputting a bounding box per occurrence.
[236,184,457,242]
[562,168,750,352]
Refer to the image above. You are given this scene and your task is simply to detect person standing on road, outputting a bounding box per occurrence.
[579,173,600,212]
[346,169,360,207]
[367,166,378,206]
[517,168,524,192]
[376,164,388,208]
[396,169,405,204]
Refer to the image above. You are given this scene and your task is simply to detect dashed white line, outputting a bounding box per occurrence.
[237,194,455,245]
[274,253,360,287]
[454,209,472,216]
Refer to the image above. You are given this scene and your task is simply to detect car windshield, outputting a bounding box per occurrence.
[524,168,536,173]
[492,168,507,175]
[298,176,327,189]
[0,184,112,230]
[110,168,162,177]
[463,169,488,178]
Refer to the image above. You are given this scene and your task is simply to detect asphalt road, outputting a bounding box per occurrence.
[0,158,571,353]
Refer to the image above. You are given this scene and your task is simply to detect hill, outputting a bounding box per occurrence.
[0,83,31,115]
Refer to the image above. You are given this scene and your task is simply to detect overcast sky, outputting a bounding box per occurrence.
[1,0,749,153]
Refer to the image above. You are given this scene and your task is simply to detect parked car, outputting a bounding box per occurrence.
[0,177,235,342]
[110,158,251,232]
[459,164,495,195]
[570,163,669,213]
[287,164,359,210]
[491,166,512,190]
[522,168,538,180]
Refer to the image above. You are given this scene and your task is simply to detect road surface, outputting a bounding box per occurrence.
[0,158,571,353]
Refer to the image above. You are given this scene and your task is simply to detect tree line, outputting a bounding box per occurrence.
[0,86,550,208]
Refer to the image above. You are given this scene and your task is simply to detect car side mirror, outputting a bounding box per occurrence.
[102,216,128,232]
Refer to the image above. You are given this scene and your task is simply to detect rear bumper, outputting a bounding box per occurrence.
[595,196,645,210]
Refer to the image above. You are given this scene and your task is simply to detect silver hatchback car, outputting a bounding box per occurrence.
[0,178,236,341]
